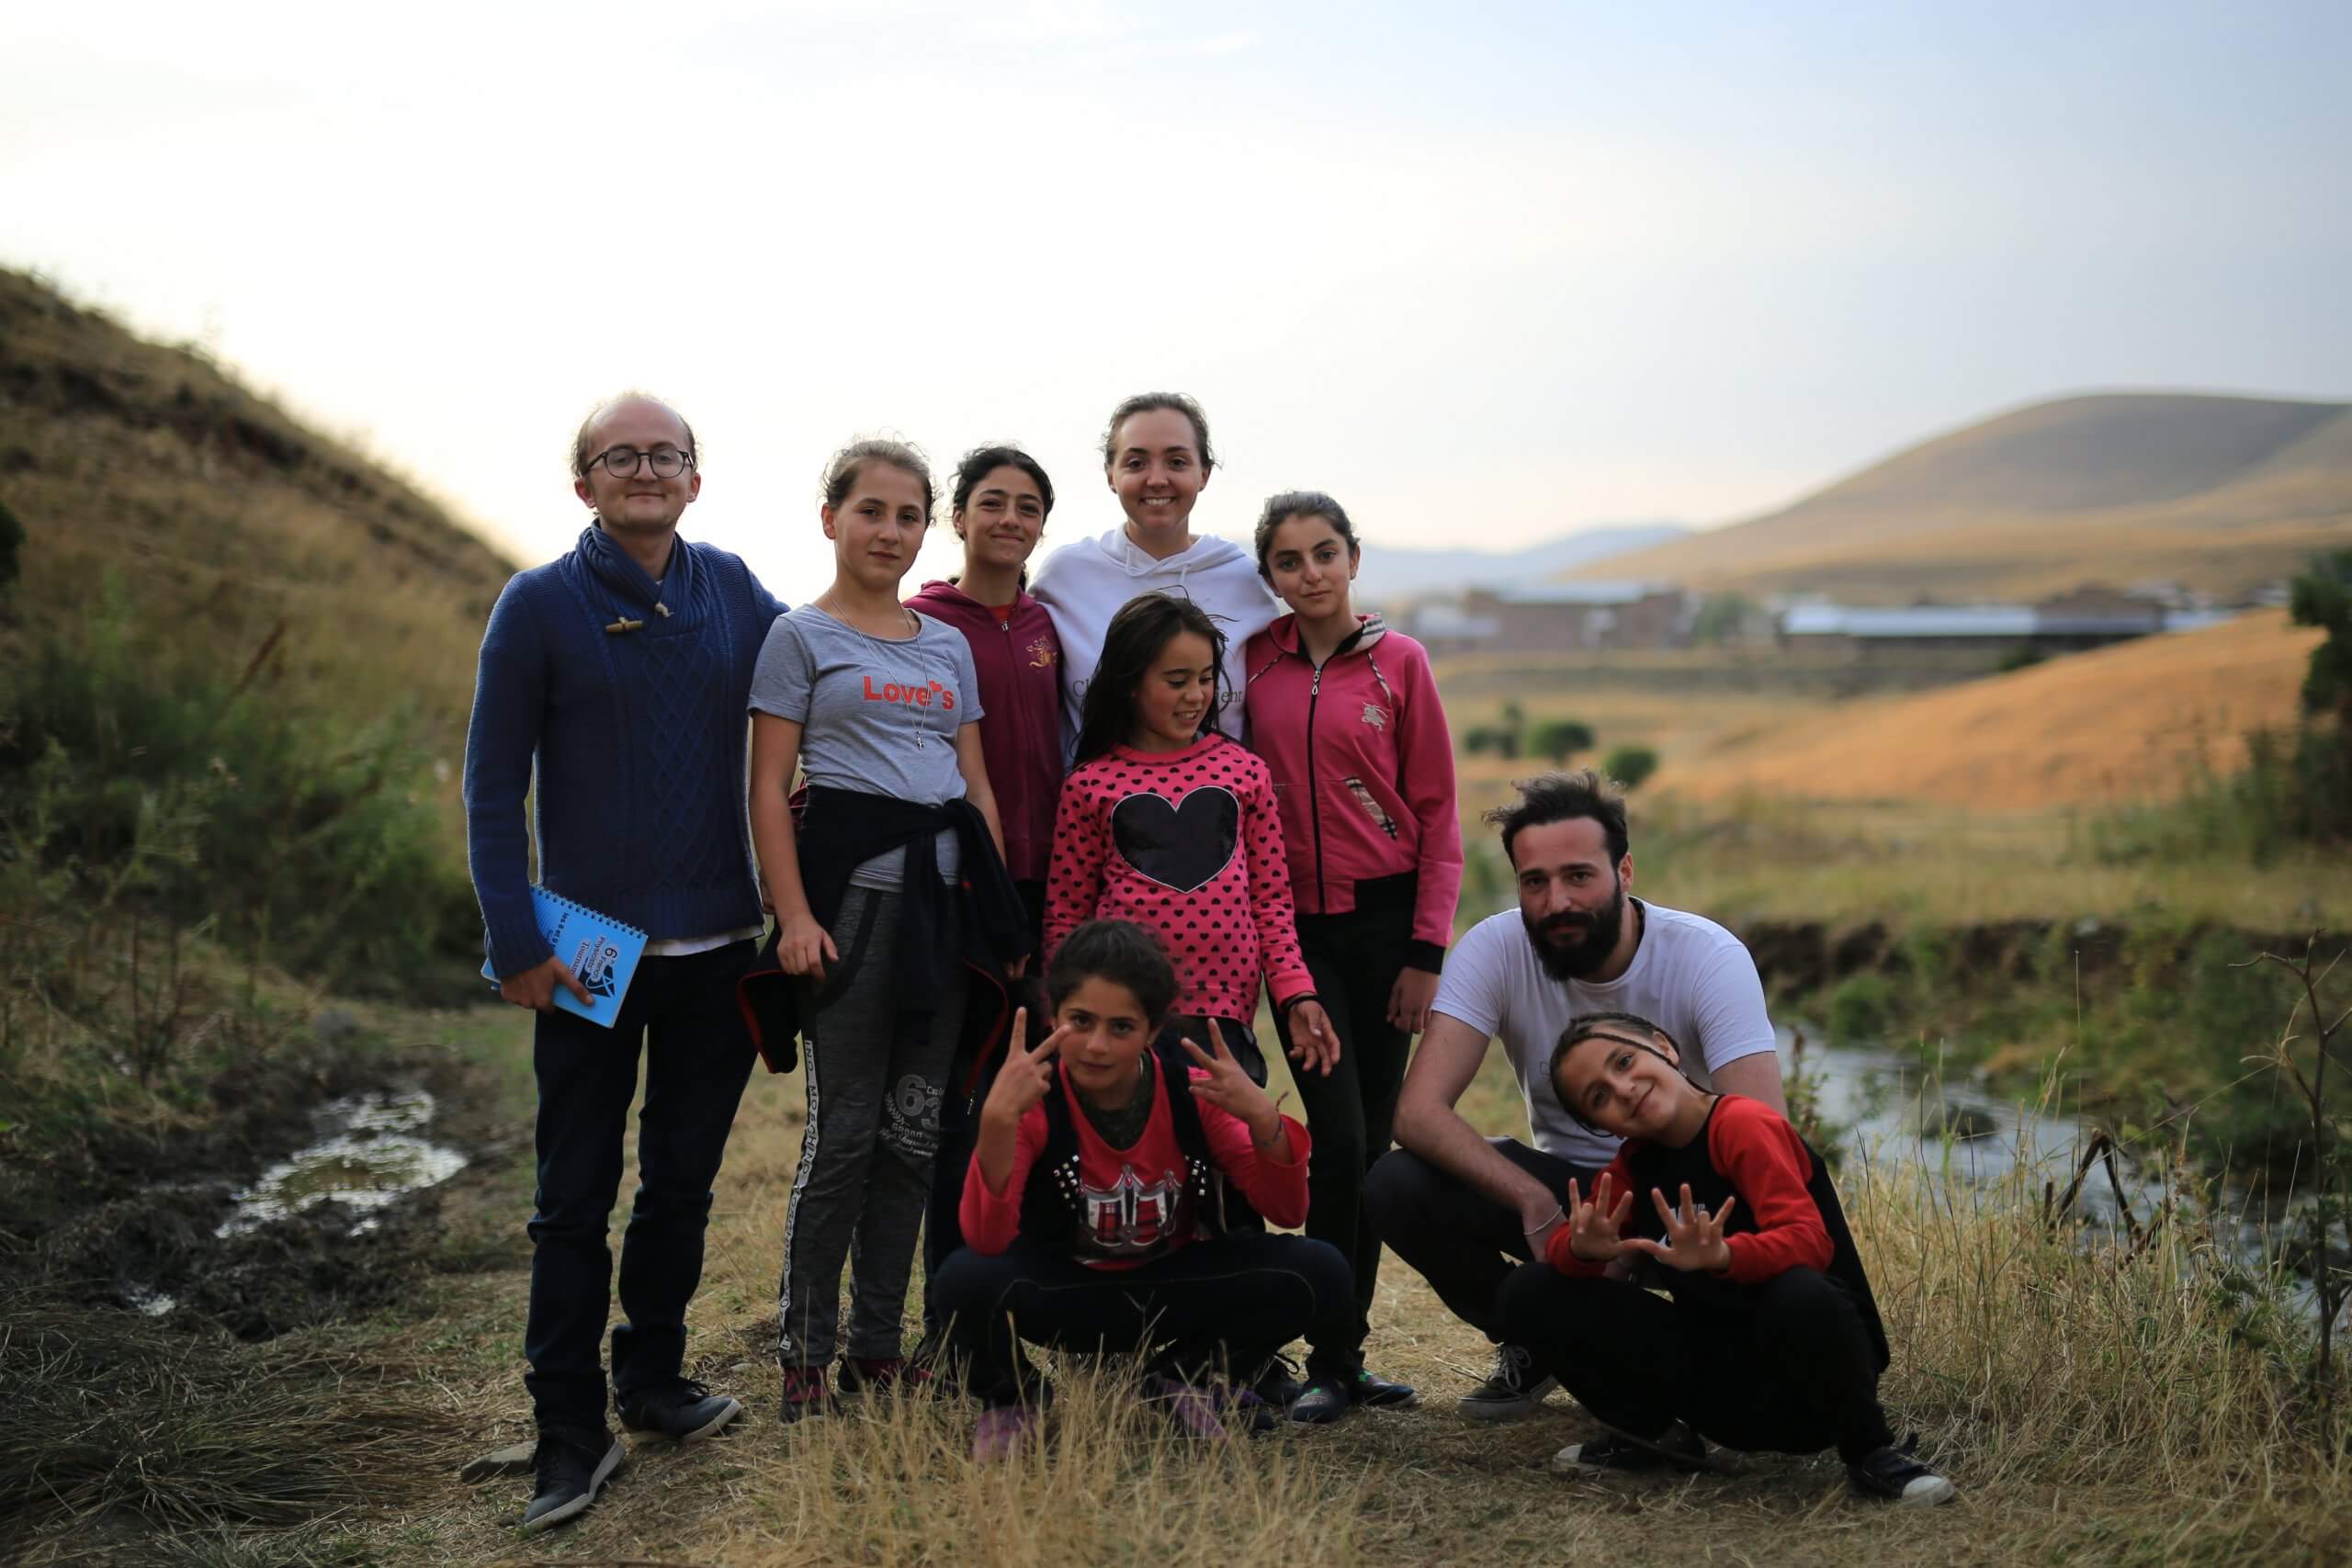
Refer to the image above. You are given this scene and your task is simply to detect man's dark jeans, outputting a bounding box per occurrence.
[1363,1137,1601,1342]
[523,939,760,1434]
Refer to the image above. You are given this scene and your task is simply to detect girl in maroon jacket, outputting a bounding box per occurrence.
[1502,1011,1958,1506]
[906,446,1065,955]
[1241,491,1463,1423]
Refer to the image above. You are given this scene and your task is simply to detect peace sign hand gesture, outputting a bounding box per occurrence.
[1564,1171,1639,1263]
[1182,1021,1287,1153]
[978,1008,1069,1133]
[1623,1183,1739,1274]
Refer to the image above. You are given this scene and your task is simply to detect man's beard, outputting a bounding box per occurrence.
[1522,881,1629,982]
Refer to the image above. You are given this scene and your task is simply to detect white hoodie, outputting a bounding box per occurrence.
[1030,525,1281,755]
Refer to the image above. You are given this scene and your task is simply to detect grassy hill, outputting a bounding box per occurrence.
[1653,608,2322,808]
[1577,392,2352,602]
[0,266,517,744]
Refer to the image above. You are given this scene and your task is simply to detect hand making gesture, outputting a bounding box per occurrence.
[972,1008,1071,1195]
[1563,1171,1640,1264]
[1624,1183,1739,1274]
[1182,1021,1293,1160]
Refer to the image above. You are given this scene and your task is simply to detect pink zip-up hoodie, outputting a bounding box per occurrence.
[1044,732,1313,1022]
[1242,613,1463,972]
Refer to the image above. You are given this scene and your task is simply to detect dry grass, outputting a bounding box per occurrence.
[144,1009,2344,1568]
[1654,610,2324,809]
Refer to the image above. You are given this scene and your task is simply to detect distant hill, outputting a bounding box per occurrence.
[0,267,517,761]
[1577,392,2352,603]
[1657,609,2322,809]
[1351,522,1689,604]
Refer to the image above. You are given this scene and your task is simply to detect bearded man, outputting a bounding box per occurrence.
[1363,769,1787,1420]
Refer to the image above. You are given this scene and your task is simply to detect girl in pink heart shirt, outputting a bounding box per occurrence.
[1045,592,1340,1087]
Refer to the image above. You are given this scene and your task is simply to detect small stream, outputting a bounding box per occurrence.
[1784,1027,2339,1322]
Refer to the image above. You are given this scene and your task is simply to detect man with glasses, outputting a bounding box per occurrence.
[465,393,786,1532]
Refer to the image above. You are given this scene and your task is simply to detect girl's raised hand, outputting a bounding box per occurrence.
[1283,998,1343,1077]
[1564,1172,1637,1263]
[1182,1021,1283,1144]
[1623,1183,1738,1274]
[978,1008,1069,1129]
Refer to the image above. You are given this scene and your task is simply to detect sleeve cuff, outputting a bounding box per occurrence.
[1401,939,1446,975]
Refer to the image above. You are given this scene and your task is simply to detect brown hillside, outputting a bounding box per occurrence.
[1578,392,2352,602]
[0,267,517,739]
[1657,609,2323,809]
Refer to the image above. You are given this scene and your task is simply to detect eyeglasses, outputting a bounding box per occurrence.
[585,445,695,479]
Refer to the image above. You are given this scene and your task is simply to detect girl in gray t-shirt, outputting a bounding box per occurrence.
[746,437,1012,1417]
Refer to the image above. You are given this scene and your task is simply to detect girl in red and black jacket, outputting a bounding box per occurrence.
[906,446,1065,957]
[1503,1011,1958,1506]
[929,919,1350,1457]
[1241,491,1463,1423]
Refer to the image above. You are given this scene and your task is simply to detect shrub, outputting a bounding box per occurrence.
[1527,717,1593,763]
[1601,743,1658,790]
[0,591,477,993]
[1827,971,1898,1042]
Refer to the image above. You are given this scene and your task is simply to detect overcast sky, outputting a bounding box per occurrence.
[6,1,2347,593]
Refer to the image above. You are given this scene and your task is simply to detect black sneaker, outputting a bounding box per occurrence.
[1289,1375,1352,1426]
[1454,1344,1556,1421]
[1250,1353,1305,1411]
[1552,1420,1708,1473]
[777,1364,835,1425]
[616,1378,743,1442]
[1352,1368,1419,1409]
[520,1427,624,1534]
[1848,1437,1957,1506]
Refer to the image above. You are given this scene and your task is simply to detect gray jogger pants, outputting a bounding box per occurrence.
[777,886,968,1367]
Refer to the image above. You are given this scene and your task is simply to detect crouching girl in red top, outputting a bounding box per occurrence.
[928,919,1352,1458]
[1499,1011,1958,1506]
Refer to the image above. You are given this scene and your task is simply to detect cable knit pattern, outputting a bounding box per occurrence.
[1044,733,1312,1021]
[464,524,786,977]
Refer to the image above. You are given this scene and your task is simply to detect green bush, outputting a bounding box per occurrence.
[1995,643,2046,673]
[1527,718,1594,763]
[1827,972,1899,1042]
[1601,744,1658,790]
[0,591,476,992]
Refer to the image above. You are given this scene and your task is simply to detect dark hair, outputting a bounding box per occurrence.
[821,436,934,520]
[571,391,697,478]
[1072,592,1228,766]
[1483,768,1631,869]
[1046,919,1179,1027]
[1545,1012,1685,1131]
[1252,490,1360,581]
[950,444,1056,521]
[1101,392,1216,473]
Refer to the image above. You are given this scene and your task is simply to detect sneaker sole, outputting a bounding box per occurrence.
[677,1397,743,1442]
[1895,1476,1958,1506]
[1455,1376,1557,1422]
[1358,1388,1421,1410]
[458,1440,537,1483]
[519,1439,624,1535]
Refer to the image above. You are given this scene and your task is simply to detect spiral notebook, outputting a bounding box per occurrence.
[481,887,649,1028]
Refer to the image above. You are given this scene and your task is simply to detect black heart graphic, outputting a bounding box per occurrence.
[1110,788,1240,895]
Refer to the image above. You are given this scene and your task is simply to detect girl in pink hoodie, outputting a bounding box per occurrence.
[1241,491,1463,1424]
[1045,592,1341,1093]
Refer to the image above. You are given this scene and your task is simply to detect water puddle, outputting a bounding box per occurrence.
[215,1089,469,1238]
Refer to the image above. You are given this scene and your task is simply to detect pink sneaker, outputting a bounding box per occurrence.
[972,1404,1035,1461]
[777,1364,834,1425]
[1141,1374,1231,1441]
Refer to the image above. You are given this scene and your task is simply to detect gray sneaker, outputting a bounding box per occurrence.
[1454,1344,1557,1421]
[520,1429,625,1534]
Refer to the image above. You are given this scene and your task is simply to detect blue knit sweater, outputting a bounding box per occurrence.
[465,523,786,978]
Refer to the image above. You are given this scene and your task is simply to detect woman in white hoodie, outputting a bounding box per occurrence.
[1031,392,1279,755]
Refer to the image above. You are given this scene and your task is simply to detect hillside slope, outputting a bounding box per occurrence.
[1578,392,2352,602]
[0,267,517,742]
[1657,609,2322,808]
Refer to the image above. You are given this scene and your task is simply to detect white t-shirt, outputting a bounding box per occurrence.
[1429,900,1779,1168]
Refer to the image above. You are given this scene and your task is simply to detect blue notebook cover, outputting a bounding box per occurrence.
[481,887,650,1028]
